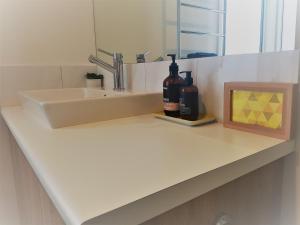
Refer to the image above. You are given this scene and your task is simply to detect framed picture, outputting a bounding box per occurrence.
[224,82,296,140]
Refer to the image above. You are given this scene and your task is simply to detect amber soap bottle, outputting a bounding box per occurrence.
[163,54,185,117]
[179,71,199,121]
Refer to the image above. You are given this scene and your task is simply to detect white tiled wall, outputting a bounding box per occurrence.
[0,66,62,106]
[0,51,298,114]
[125,50,299,120]
[61,65,97,88]
[0,64,97,106]
[125,63,147,91]
[257,51,300,82]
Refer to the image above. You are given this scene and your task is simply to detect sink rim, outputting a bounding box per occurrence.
[20,88,161,106]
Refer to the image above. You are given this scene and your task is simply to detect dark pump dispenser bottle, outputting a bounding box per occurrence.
[179,71,199,121]
[163,54,185,117]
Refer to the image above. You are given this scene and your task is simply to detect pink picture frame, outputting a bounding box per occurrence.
[223,82,297,140]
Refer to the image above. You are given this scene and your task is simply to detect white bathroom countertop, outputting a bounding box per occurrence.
[1,106,295,225]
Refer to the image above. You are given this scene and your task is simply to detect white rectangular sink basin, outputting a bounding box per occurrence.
[20,88,162,128]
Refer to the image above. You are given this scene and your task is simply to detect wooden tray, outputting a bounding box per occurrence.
[153,112,216,126]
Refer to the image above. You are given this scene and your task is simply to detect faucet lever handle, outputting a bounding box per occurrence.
[97,48,114,57]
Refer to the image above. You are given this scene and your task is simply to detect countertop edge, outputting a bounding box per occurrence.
[84,140,294,225]
[1,107,295,225]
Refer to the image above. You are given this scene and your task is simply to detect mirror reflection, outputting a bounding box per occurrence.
[93,0,297,63]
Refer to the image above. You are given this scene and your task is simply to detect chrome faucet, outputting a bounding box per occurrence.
[88,48,125,91]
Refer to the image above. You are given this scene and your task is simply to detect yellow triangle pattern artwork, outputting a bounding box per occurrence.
[232,91,284,129]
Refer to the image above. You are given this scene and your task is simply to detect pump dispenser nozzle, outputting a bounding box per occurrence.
[167,54,176,62]
[167,54,179,75]
[180,71,193,86]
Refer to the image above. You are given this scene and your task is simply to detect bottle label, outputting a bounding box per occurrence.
[179,93,199,116]
[163,84,181,112]
[180,100,192,115]
[164,102,179,111]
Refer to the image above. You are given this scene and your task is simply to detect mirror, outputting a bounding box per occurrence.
[93,0,297,64]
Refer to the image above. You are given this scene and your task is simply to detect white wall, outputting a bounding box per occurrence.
[0,0,96,65]
[263,0,283,52]
[94,0,166,63]
[226,0,262,55]
[262,0,297,52]
[226,0,297,55]
[282,0,298,50]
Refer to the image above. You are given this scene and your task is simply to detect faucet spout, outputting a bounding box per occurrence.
[88,50,125,91]
[88,55,116,74]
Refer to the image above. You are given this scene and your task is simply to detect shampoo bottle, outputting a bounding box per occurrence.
[163,54,185,117]
[179,71,199,121]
